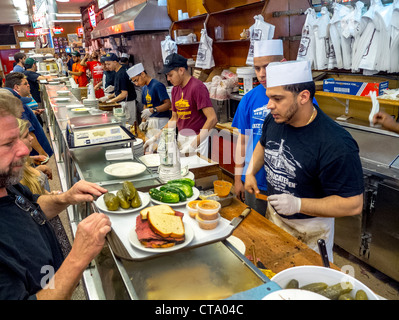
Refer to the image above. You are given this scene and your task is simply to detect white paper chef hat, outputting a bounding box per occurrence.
[266,60,313,88]
[254,39,284,58]
[127,63,144,78]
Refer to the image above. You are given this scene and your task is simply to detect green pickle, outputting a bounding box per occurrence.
[318,282,353,300]
[117,190,130,209]
[123,181,137,200]
[104,192,120,211]
[300,282,328,293]
[339,293,354,300]
[355,289,368,300]
[131,193,142,208]
[285,279,299,289]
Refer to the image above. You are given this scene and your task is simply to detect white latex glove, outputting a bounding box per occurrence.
[143,136,157,151]
[141,108,152,120]
[99,96,110,103]
[139,121,148,132]
[180,143,196,155]
[268,194,301,216]
[104,85,114,94]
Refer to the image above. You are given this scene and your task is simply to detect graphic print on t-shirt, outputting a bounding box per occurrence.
[252,104,270,136]
[146,90,153,108]
[263,139,302,192]
[175,92,191,119]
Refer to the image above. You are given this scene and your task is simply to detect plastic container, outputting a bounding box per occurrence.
[196,213,220,230]
[236,67,259,95]
[271,266,379,300]
[197,200,221,220]
[213,180,232,197]
[186,200,201,219]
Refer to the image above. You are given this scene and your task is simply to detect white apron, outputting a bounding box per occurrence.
[266,202,335,262]
[121,100,137,125]
[177,133,209,158]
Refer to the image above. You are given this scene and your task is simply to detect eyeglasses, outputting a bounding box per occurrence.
[14,195,46,225]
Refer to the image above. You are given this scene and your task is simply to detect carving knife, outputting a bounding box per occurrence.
[230,206,251,229]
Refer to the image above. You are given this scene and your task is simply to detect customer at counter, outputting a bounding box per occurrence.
[3,73,53,159]
[69,51,88,87]
[0,92,111,299]
[101,53,137,125]
[144,53,217,156]
[23,57,52,108]
[245,60,364,260]
[232,40,285,216]
[373,110,399,134]
[12,52,26,73]
[127,63,171,136]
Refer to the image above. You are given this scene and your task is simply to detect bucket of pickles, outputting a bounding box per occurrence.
[270,266,379,300]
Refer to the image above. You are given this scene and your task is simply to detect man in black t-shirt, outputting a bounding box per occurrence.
[23,58,51,105]
[101,53,137,125]
[245,61,364,260]
[0,92,111,299]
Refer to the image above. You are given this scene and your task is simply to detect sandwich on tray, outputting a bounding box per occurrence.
[136,205,185,248]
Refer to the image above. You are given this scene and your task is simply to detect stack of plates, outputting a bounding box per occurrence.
[133,138,144,157]
[83,98,99,109]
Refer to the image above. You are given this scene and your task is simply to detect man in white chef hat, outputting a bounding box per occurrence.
[232,39,286,216]
[127,63,171,137]
[245,60,364,261]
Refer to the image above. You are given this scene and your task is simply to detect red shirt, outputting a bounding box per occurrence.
[171,77,213,136]
[86,60,104,98]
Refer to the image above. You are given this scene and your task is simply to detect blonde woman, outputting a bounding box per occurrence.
[18,118,72,258]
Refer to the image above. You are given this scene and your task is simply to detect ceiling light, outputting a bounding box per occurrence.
[56,0,70,2]
[17,10,29,24]
[12,0,27,11]
[55,13,81,17]
[53,19,81,23]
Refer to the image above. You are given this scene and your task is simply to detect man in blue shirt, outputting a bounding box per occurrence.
[127,63,171,135]
[4,72,53,158]
[12,52,26,73]
[232,40,285,216]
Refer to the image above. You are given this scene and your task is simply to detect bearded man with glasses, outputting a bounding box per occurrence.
[0,92,111,300]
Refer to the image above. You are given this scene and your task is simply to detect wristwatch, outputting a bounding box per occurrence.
[153,107,157,113]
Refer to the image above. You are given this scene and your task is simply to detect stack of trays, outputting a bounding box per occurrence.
[83,98,99,109]
[133,138,144,157]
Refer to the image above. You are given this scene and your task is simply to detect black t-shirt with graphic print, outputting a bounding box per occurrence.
[259,105,364,219]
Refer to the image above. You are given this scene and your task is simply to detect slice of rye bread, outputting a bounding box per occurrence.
[148,211,185,238]
[140,204,175,220]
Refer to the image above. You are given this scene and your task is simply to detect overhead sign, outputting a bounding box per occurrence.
[53,27,64,34]
[88,6,96,28]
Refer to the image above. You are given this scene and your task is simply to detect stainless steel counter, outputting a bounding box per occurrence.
[43,84,269,300]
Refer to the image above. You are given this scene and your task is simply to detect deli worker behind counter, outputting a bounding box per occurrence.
[68,51,88,87]
[127,63,171,136]
[143,53,217,156]
[101,53,137,125]
[245,60,364,260]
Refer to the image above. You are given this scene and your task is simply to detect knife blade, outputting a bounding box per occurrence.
[230,206,251,228]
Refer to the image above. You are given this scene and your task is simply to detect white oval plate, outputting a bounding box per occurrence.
[104,162,147,178]
[54,97,70,102]
[128,221,194,253]
[57,90,70,96]
[71,108,90,113]
[226,236,246,255]
[150,186,200,207]
[95,191,150,214]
